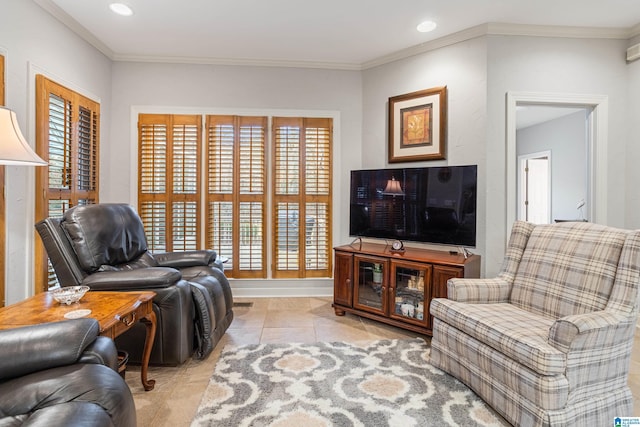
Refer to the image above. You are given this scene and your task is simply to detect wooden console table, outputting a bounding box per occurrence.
[0,290,157,391]
[333,242,480,336]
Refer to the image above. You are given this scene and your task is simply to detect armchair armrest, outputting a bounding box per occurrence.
[549,310,633,353]
[153,250,217,268]
[447,277,512,303]
[0,318,100,381]
[82,267,182,290]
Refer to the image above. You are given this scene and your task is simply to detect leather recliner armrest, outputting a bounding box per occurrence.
[0,318,101,381]
[82,267,182,290]
[153,250,217,268]
[79,336,119,371]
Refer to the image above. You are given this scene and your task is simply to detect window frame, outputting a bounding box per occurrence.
[136,111,334,280]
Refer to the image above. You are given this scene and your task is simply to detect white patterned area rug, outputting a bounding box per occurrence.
[191,338,508,427]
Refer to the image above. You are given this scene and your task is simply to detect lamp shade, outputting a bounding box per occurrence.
[0,107,47,166]
[383,177,404,195]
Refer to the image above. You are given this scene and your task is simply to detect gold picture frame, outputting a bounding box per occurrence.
[388,86,447,162]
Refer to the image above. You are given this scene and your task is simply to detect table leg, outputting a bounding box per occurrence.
[139,310,157,391]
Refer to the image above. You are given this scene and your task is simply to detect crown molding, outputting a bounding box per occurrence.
[362,24,490,70]
[486,22,630,39]
[33,0,639,71]
[110,53,363,71]
[362,22,633,70]
[34,0,114,59]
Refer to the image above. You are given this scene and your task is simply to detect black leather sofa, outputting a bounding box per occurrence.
[35,203,234,365]
[0,318,136,427]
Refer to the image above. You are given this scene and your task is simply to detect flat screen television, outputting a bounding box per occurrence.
[349,165,477,247]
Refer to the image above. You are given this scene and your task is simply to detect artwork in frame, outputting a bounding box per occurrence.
[388,86,447,162]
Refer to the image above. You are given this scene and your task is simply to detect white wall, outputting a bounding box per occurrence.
[485,35,630,275]
[517,111,587,221]
[0,0,112,303]
[626,36,640,229]
[361,36,488,267]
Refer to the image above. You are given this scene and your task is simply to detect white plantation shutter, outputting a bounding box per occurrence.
[272,117,332,278]
[138,114,202,252]
[206,116,267,278]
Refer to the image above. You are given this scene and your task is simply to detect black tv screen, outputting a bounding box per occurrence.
[349,165,477,247]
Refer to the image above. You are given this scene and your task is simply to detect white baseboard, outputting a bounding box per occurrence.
[229,278,333,298]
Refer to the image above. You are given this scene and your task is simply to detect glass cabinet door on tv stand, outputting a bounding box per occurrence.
[353,255,388,316]
[390,260,432,328]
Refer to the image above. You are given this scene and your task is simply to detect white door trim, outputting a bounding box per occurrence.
[506,91,608,239]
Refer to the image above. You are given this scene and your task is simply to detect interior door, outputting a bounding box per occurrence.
[518,151,550,224]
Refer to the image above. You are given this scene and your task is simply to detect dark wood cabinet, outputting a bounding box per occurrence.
[332,242,480,336]
[333,252,353,309]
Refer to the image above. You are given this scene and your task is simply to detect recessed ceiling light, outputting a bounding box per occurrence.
[109,3,134,17]
[417,20,437,33]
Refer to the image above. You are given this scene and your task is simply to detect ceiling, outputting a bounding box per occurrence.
[35,0,640,70]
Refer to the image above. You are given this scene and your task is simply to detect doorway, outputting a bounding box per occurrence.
[505,91,609,238]
[518,151,550,224]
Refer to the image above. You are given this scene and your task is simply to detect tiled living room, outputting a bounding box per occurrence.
[1,1,640,426]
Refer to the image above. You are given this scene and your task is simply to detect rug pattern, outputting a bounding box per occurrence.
[192,338,507,426]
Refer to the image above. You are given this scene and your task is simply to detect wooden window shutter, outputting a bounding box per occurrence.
[272,117,332,278]
[206,115,267,278]
[138,114,202,252]
[35,75,100,292]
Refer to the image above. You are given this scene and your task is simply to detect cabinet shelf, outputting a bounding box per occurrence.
[332,242,480,336]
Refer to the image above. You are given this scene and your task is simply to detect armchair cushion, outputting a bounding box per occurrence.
[431,299,564,375]
[510,222,628,318]
[62,203,148,272]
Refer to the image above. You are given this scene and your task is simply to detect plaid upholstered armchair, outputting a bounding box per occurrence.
[430,221,640,426]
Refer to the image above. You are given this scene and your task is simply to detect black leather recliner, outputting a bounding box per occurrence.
[35,203,234,365]
[0,318,136,427]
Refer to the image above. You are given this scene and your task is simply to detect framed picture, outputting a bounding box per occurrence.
[388,86,447,162]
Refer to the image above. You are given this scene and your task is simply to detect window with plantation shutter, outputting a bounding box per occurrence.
[137,113,332,280]
[206,116,267,278]
[272,117,332,278]
[138,114,201,253]
[35,75,100,292]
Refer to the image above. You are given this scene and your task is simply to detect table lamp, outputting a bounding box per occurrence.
[0,107,47,166]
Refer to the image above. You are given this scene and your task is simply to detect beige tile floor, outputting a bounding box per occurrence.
[126,297,640,426]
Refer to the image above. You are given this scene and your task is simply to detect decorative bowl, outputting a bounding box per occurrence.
[52,286,90,305]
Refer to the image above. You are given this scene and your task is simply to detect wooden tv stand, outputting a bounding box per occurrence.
[333,242,480,336]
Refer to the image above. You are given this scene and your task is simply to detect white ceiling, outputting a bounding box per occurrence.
[35,0,640,69]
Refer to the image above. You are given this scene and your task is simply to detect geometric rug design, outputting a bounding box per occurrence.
[191,338,508,426]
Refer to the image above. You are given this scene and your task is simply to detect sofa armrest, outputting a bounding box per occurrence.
[0,318,100,381]
[549,310,632,353]
[82,267,182,290]
[447,277,511,303]
[153,250,217,268]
